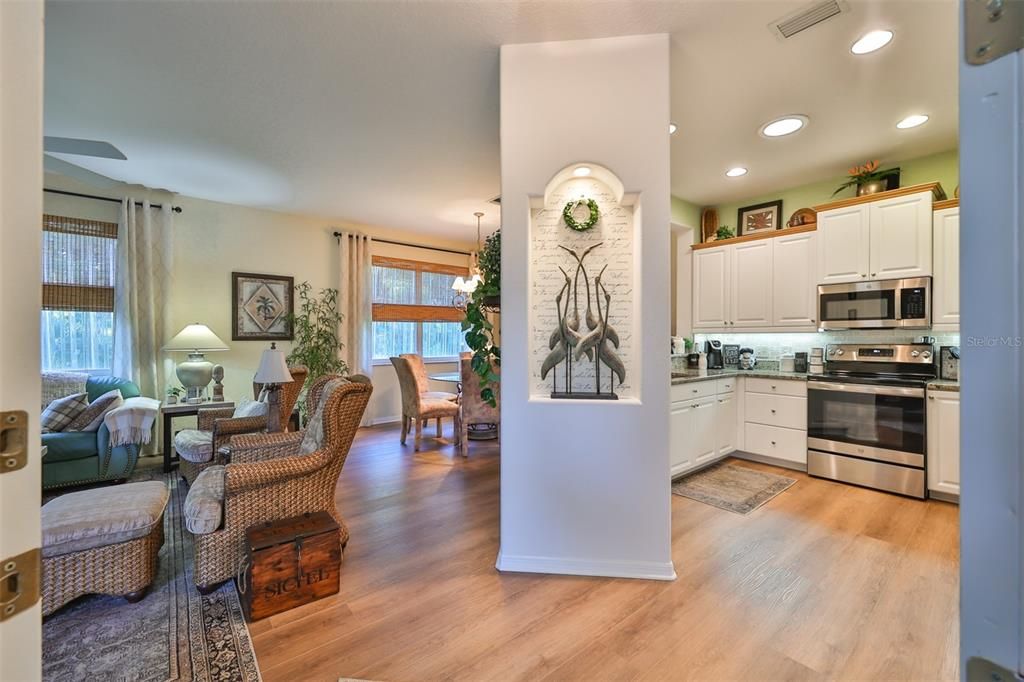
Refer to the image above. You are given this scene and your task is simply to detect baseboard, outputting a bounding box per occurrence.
[368,415,402,426]
[928,490,960,504]
[730,450,808,472]
[495,550,677,581]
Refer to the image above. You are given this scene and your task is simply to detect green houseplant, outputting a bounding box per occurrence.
[715,225,734,241]
[461,229,501,407]
[286,281,348,418]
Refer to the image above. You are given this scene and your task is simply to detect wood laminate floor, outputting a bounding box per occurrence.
[250,423,959,681]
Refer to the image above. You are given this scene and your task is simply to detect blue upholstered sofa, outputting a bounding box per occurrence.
[42,376,144,490]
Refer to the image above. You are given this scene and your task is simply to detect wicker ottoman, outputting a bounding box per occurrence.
[41,480,168,616]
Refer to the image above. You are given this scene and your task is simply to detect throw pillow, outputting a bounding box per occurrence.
[41,393,90,433]
[232,398,269,419]
[299,378,347,455]
[67,389,124,432]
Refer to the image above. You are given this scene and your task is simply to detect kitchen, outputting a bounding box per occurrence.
[670,174,961,503]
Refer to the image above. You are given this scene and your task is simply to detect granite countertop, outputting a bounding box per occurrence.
[927,379,960,392]
[671,368,809,385]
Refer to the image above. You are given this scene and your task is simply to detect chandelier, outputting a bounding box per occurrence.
[452,211,485,309]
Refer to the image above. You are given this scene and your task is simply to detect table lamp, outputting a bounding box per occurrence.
[254,342,292,432]
[162,323,229,404]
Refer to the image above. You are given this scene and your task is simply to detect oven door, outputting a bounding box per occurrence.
[807,381,926,467]
[818,282,897,329]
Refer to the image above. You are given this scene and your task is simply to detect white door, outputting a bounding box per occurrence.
[692,246,731,329]
[932,206,960,329]
[692,398,718,465]
[716,393,737,456]
[867,191,933,280]
[669,401,694,476]
[772,231,818,328]
[0,0,44,677]
[816,204,870,284]
[927,390,960,497]
[730,240,772,328]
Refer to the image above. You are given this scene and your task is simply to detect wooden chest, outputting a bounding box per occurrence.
[240,511,341,621]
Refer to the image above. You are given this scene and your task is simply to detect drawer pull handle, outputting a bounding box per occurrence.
[771,385,777,390]
[770,441,776,446]
[770,409,776,414]
[692,388,698,393]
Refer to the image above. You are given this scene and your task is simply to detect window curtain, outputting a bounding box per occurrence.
[113,198,174,454]
[337,231,373,389]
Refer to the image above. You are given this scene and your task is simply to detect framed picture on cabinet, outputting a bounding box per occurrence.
[737,200,783,236]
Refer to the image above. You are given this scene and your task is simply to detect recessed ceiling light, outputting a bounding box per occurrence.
[760,115,809,138]
[851,29,893,55]
[573,166,591,177]
[669,123,678,134]
[896,114,930,129]
[725,167,748,178]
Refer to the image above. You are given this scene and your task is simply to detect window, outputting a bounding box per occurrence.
[371,256,469,360]
[40,215,117,372]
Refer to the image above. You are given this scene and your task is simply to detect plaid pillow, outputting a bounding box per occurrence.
[41,393,89,433]
[67,389,124,432]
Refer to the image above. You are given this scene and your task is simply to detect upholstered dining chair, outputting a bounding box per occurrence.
[253,365,308,431]
[183,374,372,593]
[458,352,500,457]
[390,356,460,451]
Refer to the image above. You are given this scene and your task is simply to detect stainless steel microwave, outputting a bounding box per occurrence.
[817,277,931,330]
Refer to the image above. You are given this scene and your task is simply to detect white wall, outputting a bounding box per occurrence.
[498,34,673,580]
[41,174,473,425]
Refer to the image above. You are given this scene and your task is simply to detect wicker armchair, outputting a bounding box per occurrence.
[458,352,500,457]
[391,356,460,451]
[184,374,372,592]
[253,365,307,431]
[178,407,267,485]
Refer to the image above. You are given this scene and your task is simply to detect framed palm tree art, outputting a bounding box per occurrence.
[231,271,295,340]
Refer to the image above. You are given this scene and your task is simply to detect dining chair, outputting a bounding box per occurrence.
[391,356,460,451]
[458,352,500,457]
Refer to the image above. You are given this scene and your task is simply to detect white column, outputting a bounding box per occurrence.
[497,35,674,580]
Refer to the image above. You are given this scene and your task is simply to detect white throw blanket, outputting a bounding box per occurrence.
[103,397,161,447]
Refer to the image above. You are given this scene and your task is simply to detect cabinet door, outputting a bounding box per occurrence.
[772,231,818,327]
[927,390,960,497]
[693,398,718,465]
[817,205,870,284]
[868,191,933,279]
[670,401,695,477]
[716,393,737,456]
[692,246,731,329]
[730,240,772,327]
[932,207,960,329]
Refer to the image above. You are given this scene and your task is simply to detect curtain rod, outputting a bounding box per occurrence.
[332,231,470,256]
[43,188,183,214]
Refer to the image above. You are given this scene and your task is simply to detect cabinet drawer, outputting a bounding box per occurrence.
[744,393,806,430]
[672,380,716,403]
[745,377,807,397]
[744,423,807,464]
[716,377,736,394]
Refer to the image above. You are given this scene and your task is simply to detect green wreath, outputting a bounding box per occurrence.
[562,198,600,232]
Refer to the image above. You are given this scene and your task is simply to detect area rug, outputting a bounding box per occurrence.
[672,462,796,514]
[42,461,262,681]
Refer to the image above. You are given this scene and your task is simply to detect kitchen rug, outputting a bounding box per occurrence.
[42,460,262,682]
[672,461,796,514]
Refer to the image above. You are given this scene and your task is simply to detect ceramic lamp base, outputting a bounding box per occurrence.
[176,353,214,402]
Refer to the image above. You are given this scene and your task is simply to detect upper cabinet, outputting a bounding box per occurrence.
[816,188,935,284]
[731,241,773,327]
[772,230,818,327]
[932,202,960,329]
[692,247,731,329]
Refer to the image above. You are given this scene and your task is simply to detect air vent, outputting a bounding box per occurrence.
[770,0,848,40]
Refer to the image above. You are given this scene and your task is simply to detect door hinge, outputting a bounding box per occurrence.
[0,548,41,620]
[0,410,28,474]
[965,0,1024,65]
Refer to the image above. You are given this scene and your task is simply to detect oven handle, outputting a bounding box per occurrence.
[807,381,925,398]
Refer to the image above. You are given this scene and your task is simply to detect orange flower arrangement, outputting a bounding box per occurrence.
[833,159,899,196]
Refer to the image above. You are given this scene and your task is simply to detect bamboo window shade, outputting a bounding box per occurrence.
[41,214,118,312]
[371,255,468,323]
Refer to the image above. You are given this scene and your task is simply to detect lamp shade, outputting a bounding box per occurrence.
[451,276,467,292]
[254,347,292,385]
[162,323,229,352]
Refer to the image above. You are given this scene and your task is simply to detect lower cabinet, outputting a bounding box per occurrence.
[927,389,960,499]
[670,378,738,479]
[716,392,737,457]
[740,380,808,467]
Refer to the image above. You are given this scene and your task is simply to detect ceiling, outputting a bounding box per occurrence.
[44,0,958,241]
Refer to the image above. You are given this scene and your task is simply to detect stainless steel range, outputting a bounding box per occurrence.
[806,343,936,499]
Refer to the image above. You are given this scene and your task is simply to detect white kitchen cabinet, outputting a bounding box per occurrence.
[716,392,737,456]
[669,401,695,477]
[692,398,718,465]
[817,204,870,284]
[772,231,818,328]
[731,240,773,328]
[927,389,960,499]
[868,191,933,279]
[692,247,731,329]
[932,206,960,329]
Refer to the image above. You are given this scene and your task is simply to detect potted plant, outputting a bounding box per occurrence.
[461,229,501,406]
[833,160,900,197]
[286,281,348,420]
[715,225,734,241]
[165,386,184,405]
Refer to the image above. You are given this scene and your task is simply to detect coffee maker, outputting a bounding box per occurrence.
[705,340,724,369]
